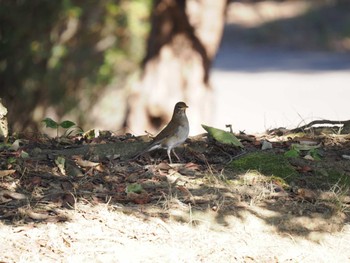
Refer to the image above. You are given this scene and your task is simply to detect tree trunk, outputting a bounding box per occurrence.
[127,0,228,135]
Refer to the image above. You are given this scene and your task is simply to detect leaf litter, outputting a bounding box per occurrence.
[0,124,350,262]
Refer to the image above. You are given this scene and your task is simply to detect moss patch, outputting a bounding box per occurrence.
[228,152,298,184]
[321,169,350,188]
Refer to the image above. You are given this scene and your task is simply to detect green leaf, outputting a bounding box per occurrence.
[55,156,66,175]
[42,118,59,129]
[10,139,21,151]
[20,151,29,159]
[309,148,321,161]
[290,143,321,151]
[284,149,300,158]
[201,124,243,148]
[83,129,97,140]
[7,157,17,164]
[59,120,76,129]
[126,183,143,194]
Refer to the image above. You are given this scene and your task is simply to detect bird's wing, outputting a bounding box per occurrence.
[152,124,174,142]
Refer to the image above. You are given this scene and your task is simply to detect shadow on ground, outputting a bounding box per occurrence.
[1,132,349,241]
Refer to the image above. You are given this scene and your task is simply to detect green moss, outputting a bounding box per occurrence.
[228,152,298,184]
[324,170,350,187]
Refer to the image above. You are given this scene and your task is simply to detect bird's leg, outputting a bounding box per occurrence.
[172,149,181,162]
[167,148,173,164]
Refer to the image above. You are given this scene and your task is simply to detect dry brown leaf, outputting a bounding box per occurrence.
[0,169,16,177]
[1,190,27,200]
[31,176,42,186]
[176,186,195,203]
[19,208,49,220]
[184,162,200,170]
[297,188,317,202]
[178,167,196,176]
[127,192,150,204]
[73,155,100,168]
[62,237,71,248]
[61,193,75,208]
[297,165,313,173]
[157,162,172,171]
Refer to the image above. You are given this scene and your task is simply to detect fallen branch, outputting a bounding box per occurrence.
[290,119,350,134]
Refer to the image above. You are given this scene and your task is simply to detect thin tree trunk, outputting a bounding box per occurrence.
[127,0,228,135]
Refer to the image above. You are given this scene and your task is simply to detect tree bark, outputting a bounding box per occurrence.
[127,0,228,135]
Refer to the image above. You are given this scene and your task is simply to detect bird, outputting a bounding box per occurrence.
[134,101,189,163]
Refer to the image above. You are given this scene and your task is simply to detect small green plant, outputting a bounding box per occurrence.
[126,183,143,194]
[42,117,82,137]
[284,144,321,160]
[284,145,300,158]
[309,148,321,161]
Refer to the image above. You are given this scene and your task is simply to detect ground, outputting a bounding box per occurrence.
[0,126,350,262]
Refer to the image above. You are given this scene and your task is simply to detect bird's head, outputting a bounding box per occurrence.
[174,102,188,114]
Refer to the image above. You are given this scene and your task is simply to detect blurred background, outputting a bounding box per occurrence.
[1,0,349,137]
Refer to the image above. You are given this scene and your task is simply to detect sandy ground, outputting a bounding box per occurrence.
[210,46,350,135]
[1,202,350,263]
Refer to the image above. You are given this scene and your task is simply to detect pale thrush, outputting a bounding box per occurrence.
[135,101,189,163]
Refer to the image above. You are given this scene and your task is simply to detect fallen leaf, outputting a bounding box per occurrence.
[0,169,16,177]
[61,193,75,209]
[202,124,243,148]
[304,154,315,161]
[20,150,29,158]
[297,188,317,202]
[73,155,100,168]
[297,138,319,145]
[31,176,42,186]
[176,185,195,203]
[157,162,172,171]
[127,192,150,204]
[178,167,196,176]
[184,162,200,170]
[55,156,66,175]
[299,166,312,173]
[10,139,22,151]
[19,208,49,220]
[1,190,27,200]
[62,237,71,247]
[291,143,321,151]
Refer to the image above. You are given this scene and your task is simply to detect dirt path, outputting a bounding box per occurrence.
[207,0,350,136]
[211,45,350,135]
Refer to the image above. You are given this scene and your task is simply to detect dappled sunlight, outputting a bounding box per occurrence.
[1,128,350,261]
[2,200,349,261]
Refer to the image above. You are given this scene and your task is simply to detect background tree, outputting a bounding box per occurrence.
[0,0,150,133]
[126,0,228,135]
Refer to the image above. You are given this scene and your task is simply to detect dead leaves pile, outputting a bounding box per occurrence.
[0,134,207,224]
[0,127,349,225]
